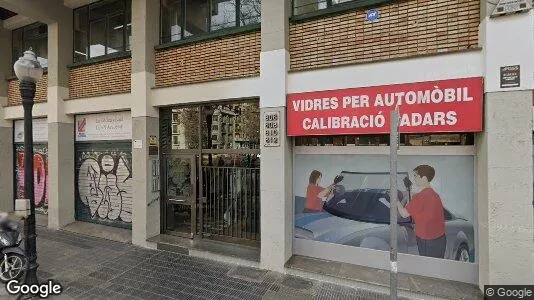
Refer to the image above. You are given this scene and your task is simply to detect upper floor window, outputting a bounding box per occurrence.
[293,0,358,16]
[12,23,48,69]
[73,0,131,63]
[160,0,261,44]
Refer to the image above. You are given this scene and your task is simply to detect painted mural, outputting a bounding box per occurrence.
[75,147,132,228]
[15,144,49,215]
[294,154,475,263]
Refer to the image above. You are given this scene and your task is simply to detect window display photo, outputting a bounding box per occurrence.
[293,154,475,263]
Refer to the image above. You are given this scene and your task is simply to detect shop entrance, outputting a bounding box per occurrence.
[160,101,261,244]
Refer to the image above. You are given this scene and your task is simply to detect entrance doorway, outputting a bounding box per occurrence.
[160,101,261,245]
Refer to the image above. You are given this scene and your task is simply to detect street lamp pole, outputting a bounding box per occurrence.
[13,49,43,285]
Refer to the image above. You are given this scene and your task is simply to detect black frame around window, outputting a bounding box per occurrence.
[73,0,131,63]
[12,22,48,70]
[160,0,261,45]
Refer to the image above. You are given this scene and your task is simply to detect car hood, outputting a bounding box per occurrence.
[295,212,385,243]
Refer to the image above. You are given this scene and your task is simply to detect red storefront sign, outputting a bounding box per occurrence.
[287,77,483,136]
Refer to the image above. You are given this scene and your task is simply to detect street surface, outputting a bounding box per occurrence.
[0,227,401,300]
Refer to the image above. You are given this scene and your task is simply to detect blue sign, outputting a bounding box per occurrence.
[366,9,380,22]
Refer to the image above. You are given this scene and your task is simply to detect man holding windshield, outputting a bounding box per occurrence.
[397,165,446,259]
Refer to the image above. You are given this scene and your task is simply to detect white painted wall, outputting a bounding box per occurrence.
[3,102,48,119]
[288,51,483,94]
[151,77,261,107]
[481,11,534,92]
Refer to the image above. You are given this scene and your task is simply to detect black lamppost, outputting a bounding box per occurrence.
[13,48,43,285]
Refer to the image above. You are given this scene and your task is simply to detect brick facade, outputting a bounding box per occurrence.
[68,58,131,99]
[289,0,480,71]
[155,31,261,88]
[6,74,48,106]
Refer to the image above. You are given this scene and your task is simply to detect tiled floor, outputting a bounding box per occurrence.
[0,228,400,300]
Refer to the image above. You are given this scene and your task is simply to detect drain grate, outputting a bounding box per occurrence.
[226,266,268,283]
[281,276,314,290]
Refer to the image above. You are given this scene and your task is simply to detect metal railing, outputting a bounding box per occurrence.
[200,166,260,241]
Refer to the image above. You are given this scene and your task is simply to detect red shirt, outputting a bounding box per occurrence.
[406,188,445,240]
[306,184,325,211]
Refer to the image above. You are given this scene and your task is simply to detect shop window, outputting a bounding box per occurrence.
[160,0,261,44]
[12,22,48,69]
[293,0,387,16]
[73,0,131,62]
[295,133,474,146]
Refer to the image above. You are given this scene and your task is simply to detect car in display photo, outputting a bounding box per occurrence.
[294,171,475,263]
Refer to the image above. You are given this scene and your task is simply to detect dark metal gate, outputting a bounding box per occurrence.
[201,165,260,241]
[160,102,261,243]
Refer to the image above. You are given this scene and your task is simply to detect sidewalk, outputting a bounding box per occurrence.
[0,227,411,300]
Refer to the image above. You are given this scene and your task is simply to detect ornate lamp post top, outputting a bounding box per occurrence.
[13,48,43,83]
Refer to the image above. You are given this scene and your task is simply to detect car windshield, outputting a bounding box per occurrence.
[323,171,412,224]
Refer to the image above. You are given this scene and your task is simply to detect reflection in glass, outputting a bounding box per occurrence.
[161,0,183,43]
[185,0,209,37]
[74,7,89,62]
[239,0,261,25]
[171,107,200,149]
[108,13,125,53]
[210,0,236,31]
[202,102,260,150]
[90,19,106,58]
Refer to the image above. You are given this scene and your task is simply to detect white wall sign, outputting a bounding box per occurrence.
[76,111,132,142]
[264,111,280,147]
[14,118,48,143]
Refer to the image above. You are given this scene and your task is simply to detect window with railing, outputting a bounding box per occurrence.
[73,0,132,63]
[160,0,261,44]
[12,22,48,69]
[293,0,386,16]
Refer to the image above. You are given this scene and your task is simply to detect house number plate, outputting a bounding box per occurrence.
[264,111,280,147]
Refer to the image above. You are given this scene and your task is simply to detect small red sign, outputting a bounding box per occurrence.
[287,77,483,136]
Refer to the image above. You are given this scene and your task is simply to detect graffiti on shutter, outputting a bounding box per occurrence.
[75,144,132,228]
[15,144,49,215]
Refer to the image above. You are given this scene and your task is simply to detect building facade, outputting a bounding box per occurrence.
[0,0,532,292]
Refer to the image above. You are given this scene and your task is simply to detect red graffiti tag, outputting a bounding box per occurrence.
[16,151,48,207]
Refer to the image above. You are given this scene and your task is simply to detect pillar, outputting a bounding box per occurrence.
[131,0,160,247]
[0,21,14,213]
[47,12,75,229]
[477,3,534,287]
[259,0,293,272]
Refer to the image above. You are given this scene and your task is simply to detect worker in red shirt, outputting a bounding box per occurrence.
[397,165,446,258]
[305,170,343,212]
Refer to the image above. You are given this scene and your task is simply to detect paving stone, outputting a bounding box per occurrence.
[33,227,408,300]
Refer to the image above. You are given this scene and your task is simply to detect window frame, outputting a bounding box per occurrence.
[72,0,131,63]
[11,22,48,71]
[291,0,396,22]
[159,0,261,45]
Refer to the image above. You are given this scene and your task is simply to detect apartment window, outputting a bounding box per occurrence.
[12,23,48,69]
[74,0,131,62]
[293,0,370,16]
[160,0,261,44]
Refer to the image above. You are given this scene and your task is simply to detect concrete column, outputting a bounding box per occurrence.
[477,4,534,287]
[131,0,160,247]
[47,13,75,229]
[259,0,292,272]
[0,22,14,213]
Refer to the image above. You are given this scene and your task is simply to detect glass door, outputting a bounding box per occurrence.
[163,154,197,238]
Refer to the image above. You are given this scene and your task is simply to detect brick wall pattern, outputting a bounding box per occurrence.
[68,58,131,99]
[7,74,48,106]
[289,0,480,71]
[155,31,261,88]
